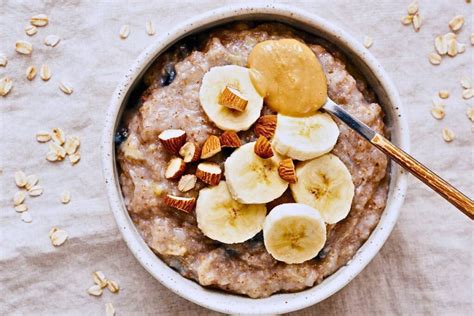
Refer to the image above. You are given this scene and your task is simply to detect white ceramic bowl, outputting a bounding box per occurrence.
[102,4,409,314]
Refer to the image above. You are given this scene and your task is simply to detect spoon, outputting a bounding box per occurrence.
[322,99,474,219]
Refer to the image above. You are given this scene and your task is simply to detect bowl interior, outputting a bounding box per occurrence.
[102,5,408,315]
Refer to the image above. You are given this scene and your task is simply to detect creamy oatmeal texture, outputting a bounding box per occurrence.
[117,23,388,298]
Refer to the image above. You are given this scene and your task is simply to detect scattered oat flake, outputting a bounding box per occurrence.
[46,150,59,162]
[105,303,115,316]
[49,141,66,159]
[442,128,455,142]
[50,228,68,246]
[64,136,80,155]
[146,20,155,35]
[69,152,80,164]
[87,284,103,296]
[467,107,474,122]
[30,14,48,27]
[14,191,26,206]
[59,81,73,94]
[120,24,130,39]
[36,131,51,142]
[93,271,108,288]
[363,36,373,48]
[26,66,37,81]
[447,39,457,57]
[25,25,37,36]
[461,77,471,89]
[434,36,447,55]
[412,13,422,32]
[106,280,120,293]
[401,15,413,25]
[457,43,466,54]
[21,212,33,223]
[60,191,71,204]
[0,54,7,67]
[15,171,27,188]
[463,89,474,99]
[52,128,66,145]
[431,106,445,120]
[15,40,33,55]
[44,35,60,47]
[28,185,43,197]
[0,77,13,96]
[407,0,418,15]
[25,174,39,190]
[471,33,474,45]
[448,15,464,32]
[438,90,449,99]
[40,64,51,81]
[428,52,441,65]
[15,204,28,213]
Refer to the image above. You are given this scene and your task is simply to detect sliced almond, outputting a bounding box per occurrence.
[158,129,186,154]
[447,39,457,57]
[428,52,442,65]
[163,195,196,213]
[50,228,68,246]
[21,212,33,223]
[254,135,274,159]
[407,0,418,15]
[60,191,71,204]
[119,24,130,39]
[196,162,222,186]
[87,284,103,296]
[25,25,37,36]
[201,135,221,159]
[449,15,464,32]
[254,115,277,139]
[466,107,474,122]
[44,35,61,47]
[28,185,43,197]
[93,271,108,288]
[69,152,81,164]
[278,158,297,183]
[431,105,445,120]
[412,13,422,32]
[15,171,27,187]
[0,77,13,96]
[0,54,7,67]
[30,14,48,27]
[106,280,120,293]
[179,141,200,163]
[438,90,449,99]
[146,20,155,35]
[25,174,39,190]
[219,130,241,148]
[218,86,248,112]
[435,35,447,55]
[51,128,66,145]
[26,66,37,81]
[59,81,73,94]
[401,15,413,25]
[165,157,186,180]
[178,174,197,192]
[462,89,474,100]
[14,191,26,206]
[461,76,472,89]
[363,36,373,48]
[442,128,455,142]
[15,204,28,213]
[15,40,33,55]
[40,64,51,81]
[64,136,80,155]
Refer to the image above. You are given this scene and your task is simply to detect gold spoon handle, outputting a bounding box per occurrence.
[323,100,474,219]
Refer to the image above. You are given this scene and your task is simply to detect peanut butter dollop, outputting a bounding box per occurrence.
[248,39,327,116]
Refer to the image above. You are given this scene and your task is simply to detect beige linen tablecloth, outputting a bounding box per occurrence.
[1,1,472,315]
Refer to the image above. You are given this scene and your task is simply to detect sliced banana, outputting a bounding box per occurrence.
[290,154,354,224]
[199,65,263,131]
[273,112,339,161]
[224,142,288,204]
[263,203,326,264]
[196,181,267,244]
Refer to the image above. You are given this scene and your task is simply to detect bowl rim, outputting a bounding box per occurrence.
[101,3,409,314]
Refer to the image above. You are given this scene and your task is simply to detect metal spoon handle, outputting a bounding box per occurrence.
[323,99,474,219]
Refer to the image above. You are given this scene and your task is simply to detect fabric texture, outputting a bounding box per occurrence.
[0,0,472,315]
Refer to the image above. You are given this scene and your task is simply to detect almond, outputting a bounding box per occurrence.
[165,157,186,180]
[219,131,241,148]
[254,135,273,159]
[179,141,200,163]
[178,174,197,192]
[201,135,221,159]
[218,86,248,112]
[196,162,222,186]
[163,195,196,213]
[254,115,277,139]
[278,159,297,183]
[158,129,186,154]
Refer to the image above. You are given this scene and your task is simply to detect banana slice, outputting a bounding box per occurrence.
[199,65,263,131]
[224,142,288,204]
[196,181,267,244]
[290,154,354,224]
[263,203,326,264]
[273,112,339,161]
